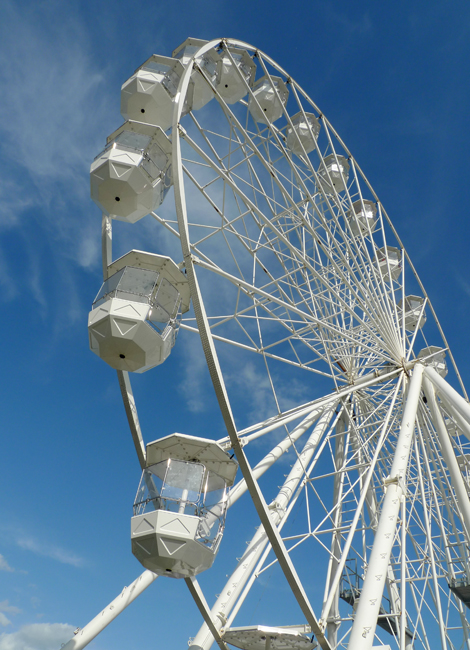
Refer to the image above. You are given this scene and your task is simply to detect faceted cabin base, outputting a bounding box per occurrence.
[317,154,350,194]
[121,55,187,132]
[347,199,377,237]
[286,112,320,156]
[88,298,174,373]
[131,510,217,578]
[90,123,172,224]
[248,75,289,124]
[88,251,189,373]
[217,48,256,104]
[222,625,317,650]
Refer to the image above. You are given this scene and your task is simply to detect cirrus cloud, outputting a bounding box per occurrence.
[0,623,75,650]
[16,537,85,568]
[0,556,14,573]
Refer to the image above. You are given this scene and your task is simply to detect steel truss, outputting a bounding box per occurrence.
[64,39,470,650]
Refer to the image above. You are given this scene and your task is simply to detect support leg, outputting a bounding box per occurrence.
[347,364,423,650]
[61,570,158,650]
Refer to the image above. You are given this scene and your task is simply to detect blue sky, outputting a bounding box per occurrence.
[1,1,470,649]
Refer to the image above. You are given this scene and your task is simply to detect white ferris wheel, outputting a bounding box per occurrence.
[64,38,470,650]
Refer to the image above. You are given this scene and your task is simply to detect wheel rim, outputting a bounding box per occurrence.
[94,38,470,650]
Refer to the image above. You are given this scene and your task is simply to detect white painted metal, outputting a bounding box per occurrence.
[326,410,348,647]
[348,364,424,650]
[375,246,401,282]
[189,405,336,650]
[286,112,320,155]
[417,346,447,377]
[347,200,377,238]
[227,401,339,508]
[90,123,172,223]
[422,376,470,538]
[117,370,146,468]
[215,46,256,104]
[83,36,470,650]
[185,577,230,650]
[120,55,188,131]
[171,41,333,650]
[248,75,289,123]
[172,39,220,111]
[145,434,238,485]
[131,434,237,577]
[88,250,188,372]
[319,376,405,629]
[424,365,470,425]
[398,295,426,332]
[61,570,158,650]
[223,625,317,650]
[317,154,350,194]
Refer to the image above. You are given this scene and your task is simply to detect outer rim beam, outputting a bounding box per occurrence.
[422,376,470,541]
[185,578,230,650]
[117,369,146,469]
[172,40,331,650]
[190,403,337,650]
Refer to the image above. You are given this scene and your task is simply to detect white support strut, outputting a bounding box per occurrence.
[422,376,470,540]
[189,404,336,650]
[61,570,158,650]
[172,41,332,650]
[424,365,470,426]
[326,410,348,647]
[227,400,337,509]
[348,363,424,650]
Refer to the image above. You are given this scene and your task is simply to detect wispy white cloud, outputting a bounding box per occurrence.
[0,0,119,283]
[178,332,212,413]
[0,179,35,230]
[0,0,129,333]
[0,2,105,184]
[0,602,21,628]
[0,555,14,573]
[327,9,373,35]
[0,604,21,617]
[456,272,470,299]
[0,623,75,650]
[16,537,85,568]
[30,597,41,611]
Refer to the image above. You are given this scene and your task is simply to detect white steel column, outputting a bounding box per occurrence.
[349,413,403,645]
[422,376,470,540]
[424,366,470,426]
[189,404,336,650]
[326,409,348,647]
[61,570,158,650]
[348,364,424,650]
[117,370,146,469]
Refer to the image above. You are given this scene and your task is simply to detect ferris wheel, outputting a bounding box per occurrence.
[64,38,470,650]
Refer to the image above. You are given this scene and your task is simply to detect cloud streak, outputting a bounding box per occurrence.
[16,537,85,568]
[0,623,75,650]
[0,556,14,573]
[0,602,21,628]
[0,0,118,276]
